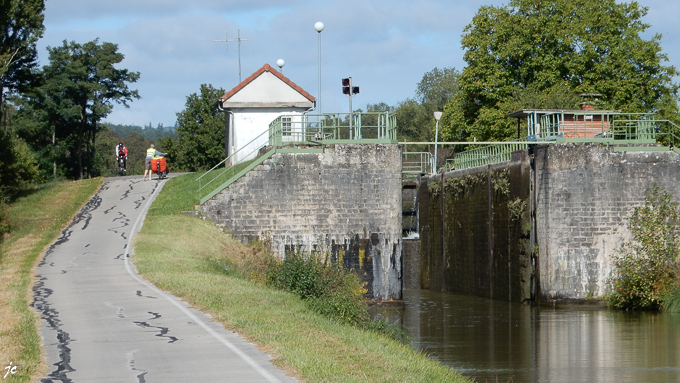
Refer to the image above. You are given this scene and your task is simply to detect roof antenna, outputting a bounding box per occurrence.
[213,29,248,83]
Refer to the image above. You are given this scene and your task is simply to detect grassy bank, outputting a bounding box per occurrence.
[133,173,470,382]
[0,179,102,382]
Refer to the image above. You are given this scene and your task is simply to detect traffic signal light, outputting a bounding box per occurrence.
[342,78,351,94]
[342,78,359,95]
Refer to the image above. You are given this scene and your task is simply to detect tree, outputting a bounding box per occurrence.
[0,0,45,125]
[93,127,121,177]
[396,67,460,142]
[0,128,39,190]
[164,84,225,171]
[39,39,140,179]
[441,0,680,143]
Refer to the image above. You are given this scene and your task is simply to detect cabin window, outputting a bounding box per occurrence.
[282,117,292,136]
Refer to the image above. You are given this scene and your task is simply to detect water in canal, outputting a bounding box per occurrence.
[371,289,680,382]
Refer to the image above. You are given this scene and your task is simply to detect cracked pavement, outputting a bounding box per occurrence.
[33,176,295,383]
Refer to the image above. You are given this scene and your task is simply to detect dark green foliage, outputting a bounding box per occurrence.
[108,122,176,141]
[0,129,39,242]
[164,84,225,172]
[14,39,140,179]
[93,127,120,177]
[0,129,40,191]
[662,285,680,313]
[396,67,460,143]
[93,124,175,177]
[266,253,369,325]
[119,132,151,175]
[0,194,8,241]
[0,0,45,122]
[608,184,680,310]
[442,0,680,143]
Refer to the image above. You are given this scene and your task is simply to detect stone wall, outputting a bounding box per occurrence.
[416,143,680,304]
[200,144,402,301]
[535,143,680,302]
[402,239,421,289]
[419,151,532,302]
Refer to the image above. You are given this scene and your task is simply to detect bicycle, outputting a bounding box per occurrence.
[118,156,127,176]
[152,155,168,180]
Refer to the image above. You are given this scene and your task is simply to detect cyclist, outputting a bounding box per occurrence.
[143,144,166,181]
[115,141,128,171]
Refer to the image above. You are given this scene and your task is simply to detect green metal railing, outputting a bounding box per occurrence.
[196,127,272,200]
[441,114,680,172]
[402,152,432,175]
[537,112,662,141]
[451,140,530,171]
[268,112,397,145]
[198,111,397,203]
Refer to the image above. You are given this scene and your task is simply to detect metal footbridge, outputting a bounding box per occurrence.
[402,111,680,175]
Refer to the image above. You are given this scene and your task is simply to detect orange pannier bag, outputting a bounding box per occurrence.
[151,156,166,173]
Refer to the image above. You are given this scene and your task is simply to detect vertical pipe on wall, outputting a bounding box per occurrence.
[529,145,538,304]
[441,174,446,292]
[487,167,495,299]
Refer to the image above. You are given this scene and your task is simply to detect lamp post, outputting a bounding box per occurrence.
[276,58,285,74]
[433,111,442,173]
[314,21,324,117]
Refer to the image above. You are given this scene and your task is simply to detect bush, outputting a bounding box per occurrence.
[224,242,404,339]
[0,130,40,191]
[0,193,9,242]
[607,184,680,310]
[663,284,680,312]
[266,253,369,325]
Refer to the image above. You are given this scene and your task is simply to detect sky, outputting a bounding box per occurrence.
[35,0,680,128]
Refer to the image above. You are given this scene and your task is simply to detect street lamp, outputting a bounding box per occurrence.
[314,21,324,116]
[276,58,285,74]
[433,111,443,173]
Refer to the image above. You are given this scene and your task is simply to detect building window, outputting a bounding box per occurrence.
[282,117,292,136]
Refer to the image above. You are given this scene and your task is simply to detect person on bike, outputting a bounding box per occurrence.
[115,141,128,170]
[143,144,166,181]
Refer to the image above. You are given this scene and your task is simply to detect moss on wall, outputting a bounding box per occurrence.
[420,153,532,302]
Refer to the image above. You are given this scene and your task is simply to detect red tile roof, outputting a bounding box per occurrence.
[220,64,316,102]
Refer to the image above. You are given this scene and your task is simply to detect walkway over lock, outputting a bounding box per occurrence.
[402,111,680,174]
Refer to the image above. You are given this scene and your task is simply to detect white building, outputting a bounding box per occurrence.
[219,64,316,163]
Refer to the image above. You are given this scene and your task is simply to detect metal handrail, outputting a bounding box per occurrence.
[452,139,529,171]
[403,152,432,174]
[448,116,680,171]
[198,111,398,199]
[269,112,397,144]
[196,127,270,192]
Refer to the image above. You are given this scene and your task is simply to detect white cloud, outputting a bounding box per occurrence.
[34,0,679,127]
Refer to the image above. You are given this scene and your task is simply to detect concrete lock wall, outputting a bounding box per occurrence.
[535,143,680,302]
[419,151,533,302]
[418,142,680,304]
[200,144,403,301]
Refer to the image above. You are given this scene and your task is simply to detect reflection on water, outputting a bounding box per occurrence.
[370,289,680,383]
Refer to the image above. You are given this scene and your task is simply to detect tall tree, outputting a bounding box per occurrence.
[163,84,225,171]
[396,67,460,142]
[40,39,140,179]
[441,0,680,142]
[0,0,45,125]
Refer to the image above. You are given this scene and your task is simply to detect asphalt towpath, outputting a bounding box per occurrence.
[33,175,296,383]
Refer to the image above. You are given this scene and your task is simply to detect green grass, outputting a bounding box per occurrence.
[197,159,257,201]
[133,173,470,382]
[0,178,102,382]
